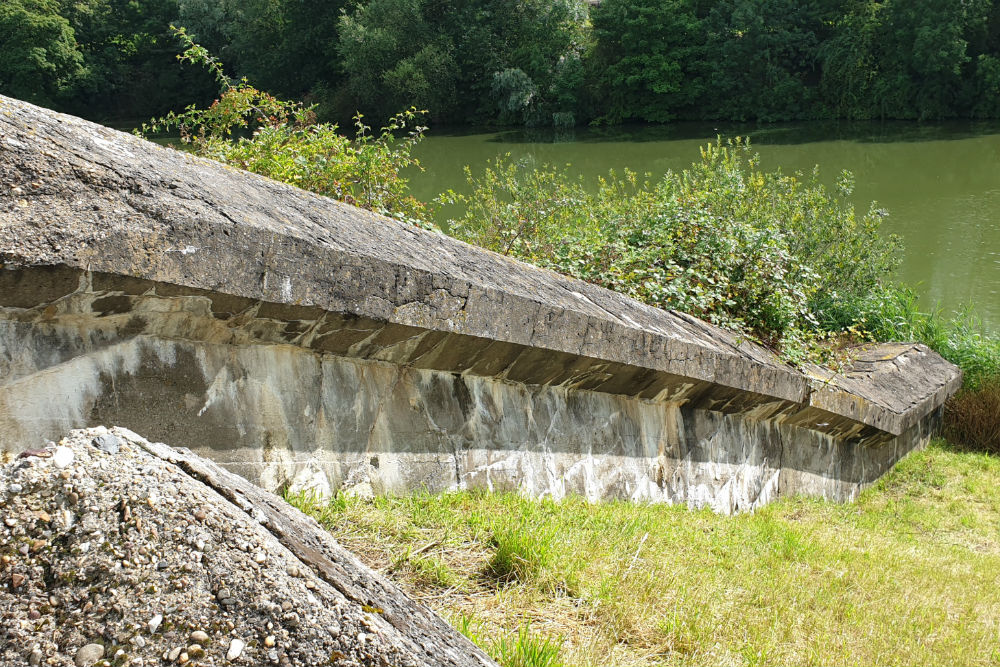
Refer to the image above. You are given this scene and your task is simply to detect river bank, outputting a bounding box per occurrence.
[409,120,1000,332]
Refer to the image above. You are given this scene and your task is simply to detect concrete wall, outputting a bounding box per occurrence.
[0,95,960,513]
[0,275,935,513]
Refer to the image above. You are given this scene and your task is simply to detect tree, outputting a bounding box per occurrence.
[589,0,708,123]
[337,0,587,125]
[337,0,458,121]
[0,0,84,106]
[55,0,217,119]
[821,0,991,120]
[700,0,837,121]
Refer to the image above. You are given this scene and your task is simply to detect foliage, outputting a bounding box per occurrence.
[142,28,432,227]
[442,140,899,358]
[820,0,993,120]
[54,0,217,119]
[338,0,459,124]
[176,0,350,104]
[337,0,589,125]
[0,0,85,106]
[589,0,1000,123]
[11,0,1000,124]
[290,445,1000,666]
[588,0,708,123]
[818,0,884,118]
[700,0,834,122]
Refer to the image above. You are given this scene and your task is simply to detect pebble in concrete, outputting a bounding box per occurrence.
[227,638,245,661]
[73,644,104,666]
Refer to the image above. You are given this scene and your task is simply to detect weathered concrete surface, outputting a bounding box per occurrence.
[1,427,497,667]
[0,95,962,512]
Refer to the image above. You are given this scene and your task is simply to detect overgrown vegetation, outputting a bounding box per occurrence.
[143,28,432,227]
[8,0,1000,125]
[287,441,1000,666]
[442,143,900,361]
[439,144,1000,445]
[147,29,1000,446]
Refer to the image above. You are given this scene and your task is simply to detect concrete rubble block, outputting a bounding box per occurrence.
[0,427,496,666]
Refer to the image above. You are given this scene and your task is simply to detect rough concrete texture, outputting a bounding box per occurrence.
[1,427,496,666]
[0,95,962,512]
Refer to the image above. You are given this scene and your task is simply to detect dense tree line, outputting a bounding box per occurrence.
[3,0,1000,124]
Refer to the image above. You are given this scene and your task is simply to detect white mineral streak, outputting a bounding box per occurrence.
[0,317,934,513]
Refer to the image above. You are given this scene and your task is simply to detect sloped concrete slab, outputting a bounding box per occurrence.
[0,95,962,512]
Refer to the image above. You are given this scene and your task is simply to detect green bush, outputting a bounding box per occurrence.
[443,140,900,361]
[443,145,1000,450]
[143,27,433,228]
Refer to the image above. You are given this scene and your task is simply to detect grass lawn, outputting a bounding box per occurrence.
[287,440,1000,667]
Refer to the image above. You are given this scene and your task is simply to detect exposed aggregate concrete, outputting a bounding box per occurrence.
[0,427,495,667]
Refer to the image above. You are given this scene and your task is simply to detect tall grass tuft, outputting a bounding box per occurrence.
[491,624,564,667]
[454,614,565,667]
[283,489,349,529]
[486,514,556,585]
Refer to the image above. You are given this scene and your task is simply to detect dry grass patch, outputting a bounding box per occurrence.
[287,440,1000,667]
[945,378,1000,454]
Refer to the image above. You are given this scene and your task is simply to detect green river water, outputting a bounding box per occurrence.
[408,121,1000,332]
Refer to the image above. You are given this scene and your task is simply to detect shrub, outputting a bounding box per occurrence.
[442,141,1000,450]
[142,27,433,229]
[443,140,900,361]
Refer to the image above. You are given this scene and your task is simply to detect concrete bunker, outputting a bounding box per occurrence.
[0,95,962,513]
